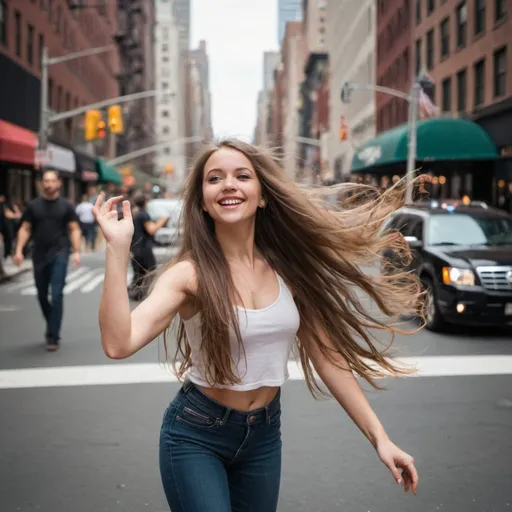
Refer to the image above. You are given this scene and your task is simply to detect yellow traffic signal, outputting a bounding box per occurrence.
[164,164,174,174]
[97,120,106,139]
[84,110,101,141]
[108,105,124,134]
[339,116,349,141]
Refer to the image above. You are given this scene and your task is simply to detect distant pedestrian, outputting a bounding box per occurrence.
[93,139,419,511]
[13,170,81,351]
[76,194,97,252]
[128,192,169,300]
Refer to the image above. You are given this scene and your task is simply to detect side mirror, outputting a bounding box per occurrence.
[404,235,422,248]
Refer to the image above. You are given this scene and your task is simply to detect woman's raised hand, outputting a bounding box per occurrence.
[92,192,134,248]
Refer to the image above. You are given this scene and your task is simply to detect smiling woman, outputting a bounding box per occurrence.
[93,138,420,512]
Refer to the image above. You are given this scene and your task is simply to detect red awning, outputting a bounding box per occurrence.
[0,120,37,166]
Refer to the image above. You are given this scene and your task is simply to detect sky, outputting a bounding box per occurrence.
[190,0,278,141]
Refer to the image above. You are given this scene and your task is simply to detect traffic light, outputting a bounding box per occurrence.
[339,116,349,141]
[84,110,101,141]
[96,119,106,139]
[164,164,174,174]
[108,105,124,134]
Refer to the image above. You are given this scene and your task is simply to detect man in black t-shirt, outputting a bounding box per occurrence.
[129,193,168,300]
[14,170,82,351]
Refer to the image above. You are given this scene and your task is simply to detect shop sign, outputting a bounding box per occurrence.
[81,170,98,182]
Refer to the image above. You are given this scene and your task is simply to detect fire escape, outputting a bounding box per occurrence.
[114,0,154,175]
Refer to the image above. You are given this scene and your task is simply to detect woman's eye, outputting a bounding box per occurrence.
[208,176,220,183]
[238,174,250,180]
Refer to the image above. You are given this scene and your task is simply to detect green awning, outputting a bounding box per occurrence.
[351,117,499,173]
[96,159,122,185]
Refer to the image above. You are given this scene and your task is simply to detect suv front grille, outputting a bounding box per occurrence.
[476,266,512,292]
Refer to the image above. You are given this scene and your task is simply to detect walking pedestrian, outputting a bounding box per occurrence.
[93,139,420,511]
[76,193,97,251]
[13,169,81,351]
[128,192,169,300]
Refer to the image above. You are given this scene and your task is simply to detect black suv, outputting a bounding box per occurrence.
[381,200,512,331]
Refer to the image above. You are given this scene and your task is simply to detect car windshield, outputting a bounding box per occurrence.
[427,213,512,246]
[147,200,183,226]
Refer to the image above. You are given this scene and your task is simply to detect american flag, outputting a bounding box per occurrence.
[418,85,440,119]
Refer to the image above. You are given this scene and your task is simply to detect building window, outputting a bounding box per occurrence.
[163,148,170,156]
[415,38,422,75]
[415,0,421,24]
[14,9,22,57]
[473,58,485,107]
[38,34,44,68]
[162,44,168,52]
[0,0,7,47]
[427,0,435,15]
[474,0,485,35]
[426,28,434,70]
[495,0,507,22]
[440,17,450,58]
[456,1,467,48]
[456,68,467,112]
[162,110,169,117]
[27,24,34,65]
[493,46,507,98]
[442,77,451,112]
[163,126,170,135]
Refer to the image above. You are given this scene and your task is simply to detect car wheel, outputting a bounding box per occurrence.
[422,277,445,332]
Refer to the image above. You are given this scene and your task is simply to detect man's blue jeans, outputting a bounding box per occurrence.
[33,252,69,343]
[159,380,282,511]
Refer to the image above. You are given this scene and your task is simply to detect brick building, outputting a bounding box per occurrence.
[413,0,512,205]
[0,0,120,202]
[376,0,413,133]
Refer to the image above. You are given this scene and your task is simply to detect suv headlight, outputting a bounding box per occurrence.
[442,267,475,286]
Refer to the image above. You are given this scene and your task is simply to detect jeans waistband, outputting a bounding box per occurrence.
[180,379,281,426]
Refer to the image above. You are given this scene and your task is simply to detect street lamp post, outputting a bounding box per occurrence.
[341,77,427,203]
[38,44,114,152]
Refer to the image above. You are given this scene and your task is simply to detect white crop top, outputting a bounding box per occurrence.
[182,273,301,391]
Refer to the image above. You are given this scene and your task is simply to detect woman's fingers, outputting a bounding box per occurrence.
[100,195,123,216]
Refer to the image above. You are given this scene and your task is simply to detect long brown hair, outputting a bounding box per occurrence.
[163,139,422,396]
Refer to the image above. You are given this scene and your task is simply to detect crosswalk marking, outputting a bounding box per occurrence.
[0,355,511,389]
[8,267,134,296]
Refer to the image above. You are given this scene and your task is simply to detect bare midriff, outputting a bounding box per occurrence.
[197,384,279,412]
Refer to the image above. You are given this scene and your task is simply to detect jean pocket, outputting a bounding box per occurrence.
[176,406,218,429]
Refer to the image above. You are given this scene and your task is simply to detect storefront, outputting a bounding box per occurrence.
[0,119,37,205]
[350,117,499,203]
[475,99,512,212]
[96,158,122,190]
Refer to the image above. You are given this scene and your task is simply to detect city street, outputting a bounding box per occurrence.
[1,252,512,512]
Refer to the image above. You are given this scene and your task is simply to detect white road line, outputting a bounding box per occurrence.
[0,356,511,390]
[81,273,104,293]
[20,267,90,296]
[6,275,34,292]
[64,270,100,294]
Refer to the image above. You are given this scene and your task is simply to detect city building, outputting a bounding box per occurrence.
[280,22,305,180]
[115,0,156,179]
[298,0,328,183]
[376,0,413,133]
[277,0,302,43]
[413,0,512,205]
[254,51,280,147]
[154,0,187,194]
[327,0,376,182]
[0,0,120,203]
[185,40,213,164]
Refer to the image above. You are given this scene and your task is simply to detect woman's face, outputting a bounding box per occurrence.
[202,147,265,225]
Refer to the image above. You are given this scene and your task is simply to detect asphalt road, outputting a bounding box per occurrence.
[1,250,512,512]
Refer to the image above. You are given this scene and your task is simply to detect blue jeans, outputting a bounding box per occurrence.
[33,252,69,342]
[159,380,282,511]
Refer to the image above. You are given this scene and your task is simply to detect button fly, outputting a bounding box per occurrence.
[249,415,257,423]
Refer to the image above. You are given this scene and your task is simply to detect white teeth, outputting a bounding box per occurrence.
[220,199,243,205]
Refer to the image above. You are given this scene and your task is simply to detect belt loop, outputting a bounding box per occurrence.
[265,405,270,425]
[220,407,232,425]
[183,379,192,394]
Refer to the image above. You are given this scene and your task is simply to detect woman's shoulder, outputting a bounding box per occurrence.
[158,257,198,297]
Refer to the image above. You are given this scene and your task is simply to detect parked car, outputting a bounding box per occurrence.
[381,200,512,331]
[146,198,184,246]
